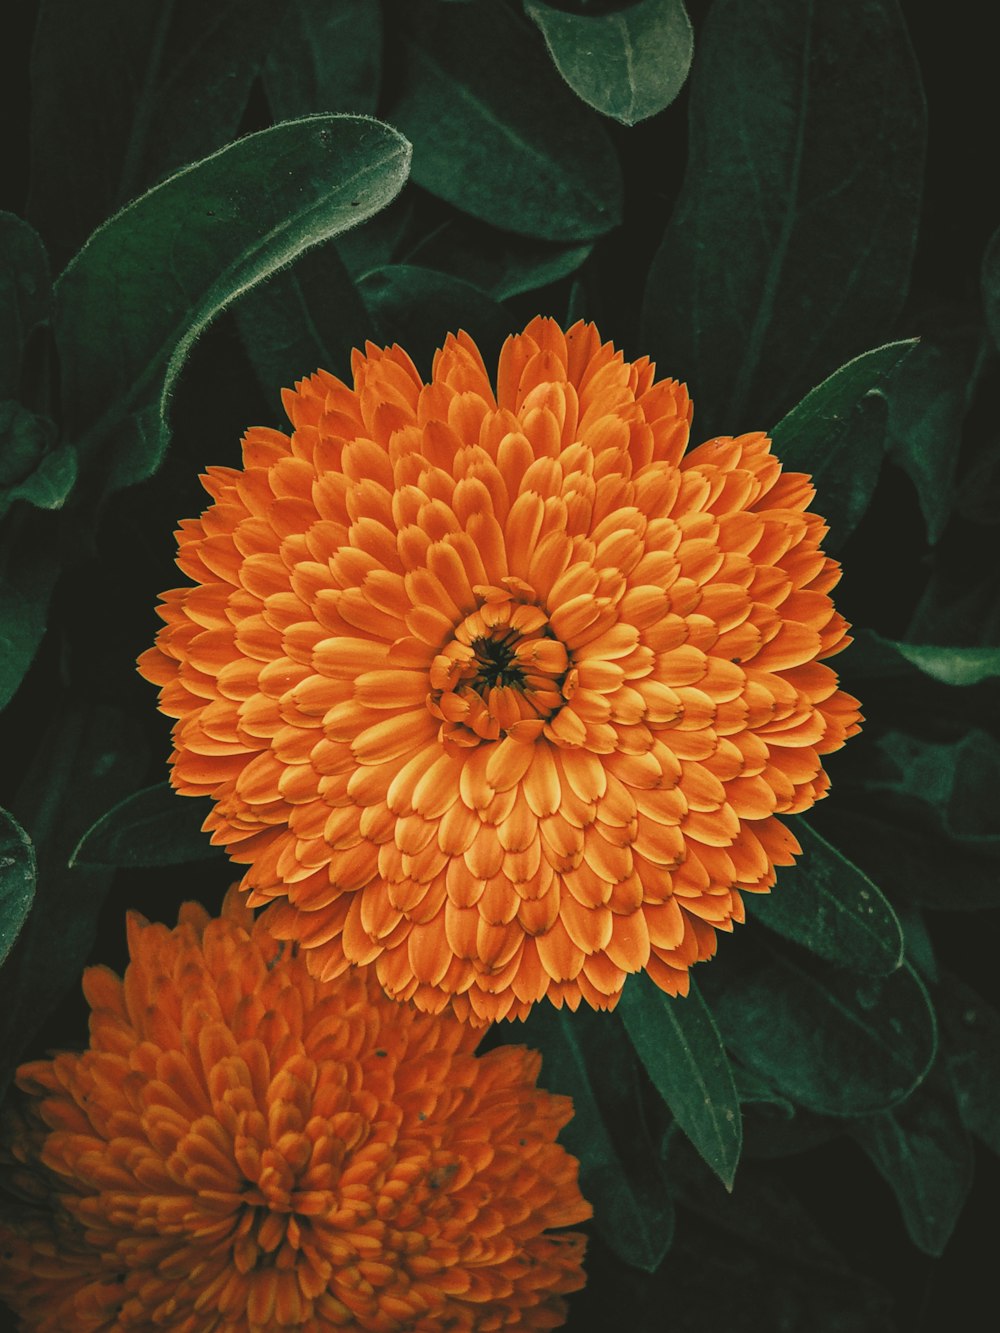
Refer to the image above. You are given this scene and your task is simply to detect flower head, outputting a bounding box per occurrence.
[139,317,861,1023]
[0,890,590,1331]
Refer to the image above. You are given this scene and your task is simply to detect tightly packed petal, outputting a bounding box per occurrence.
[139,317,861,1022]
[0,890,590,1331]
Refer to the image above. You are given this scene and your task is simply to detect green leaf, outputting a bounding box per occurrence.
[744,820,903,975]
[70,783,221,869]
[847,628,1000,685]
[850,1059,972,1256]
[619,973,742,1189]
[642,0,924,438]
[54,115,412,493]
[525,0,693,125]
[335,197,413,280]
[883,327,983,544]
[700,935,937,1117]
[406,217,592,300]
[814,806,1000,913]
[935,969,1000,1157]
[983,225,1000,355]
[0,523,61,711]
[0,214,51,399]
[263,0,382,118]
[0,707,146,1094]
[27,0,293,268]
[388,0,622,241]
[769,340,915,551]
[357,265,521,378]
[0,807,35,968]
[862,729,1000,851]
[0,413,76,518]
[522,1004,675,1272]
[233,241,373,397]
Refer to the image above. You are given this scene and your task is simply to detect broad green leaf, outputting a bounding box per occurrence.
[983,225,1000,354]
[0,403,75,517]
[0,707,146,1094]
[642,0,924,438]
[848,628,1000,685]
[233,241,373,397]
[335,197,413,280]
[357,265,521,377]
[388,0,622,241]
[263,0,382,118]
[0,523,61,711]
[54,115,411,493]
[700,935,937,1117]
[862,729,1000,851]
[851,1059,972,1256]
[0,807,35,967]
[525,0,693,125]
[814,806,1000,913]
[407,217,592,300]
[936,969,1000,1157]
[70,783,221,870]
[523,1004,674,1272]
[744,820,903,975]
[769,340,915,551]
[0,214,51,399]
[883,327,983,544]
[619,973,741,1188]
[27,0,292,268]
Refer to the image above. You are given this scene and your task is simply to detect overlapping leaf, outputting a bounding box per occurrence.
[525,0,693,125]
[744,820,903,975]
[54,115,411,494]
[619,974,741,1188]
[71,783,221,870]
[642,0,925,437]
[0,807,35,967]
[263,0,382,119]
[388,0,622,241]
[700,934,937,1116]
[27,0,293,268]
[522,1004,674,1272]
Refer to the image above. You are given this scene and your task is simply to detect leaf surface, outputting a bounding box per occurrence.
[642,0,924,437]
[54,115,411,492]
[526,0,693,125]
[619,974,741,1188]
[71,783,221,869]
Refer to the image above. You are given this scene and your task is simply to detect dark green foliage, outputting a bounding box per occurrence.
[619,974,741,1188]
[387,0,623,240]
[54,115,411,494]
[0,807,35,967]
[523,1003,675,1272]
[642,0,925,438]
[70,783,222,870]
[1,3,997,1325]
[743,820,904,975]
[525,0,693,125]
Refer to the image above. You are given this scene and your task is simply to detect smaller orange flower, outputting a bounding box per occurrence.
[0,890,590,1332]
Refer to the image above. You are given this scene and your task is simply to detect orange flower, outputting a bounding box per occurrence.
[0,890,590,1331]
[139,317,861,1024]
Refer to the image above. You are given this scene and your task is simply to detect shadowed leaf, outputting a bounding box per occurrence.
[619,974,741,1188]
[526,0,693,125]
[0,807,35,968]
[388,0,622,241]
[263,0,382,119]
[70,783,221,869]
[744,820,903,975]
[54,115,411,493]
[642,0,924,437]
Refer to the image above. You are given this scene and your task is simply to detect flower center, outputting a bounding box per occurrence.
[427,579,571,746]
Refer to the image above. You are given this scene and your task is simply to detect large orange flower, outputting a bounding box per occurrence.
[139,317,861,1024]
[0,890,590,1331]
